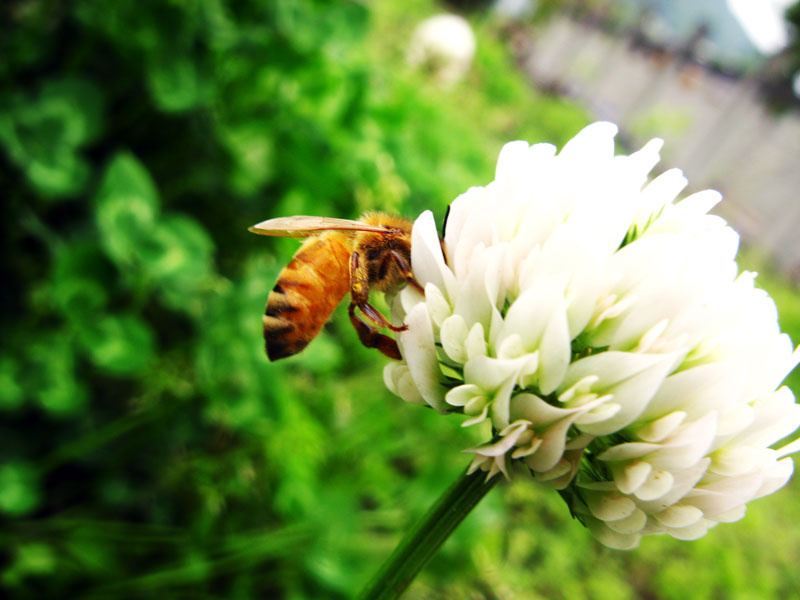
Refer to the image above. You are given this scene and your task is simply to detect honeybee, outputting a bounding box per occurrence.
[249,212,424,361]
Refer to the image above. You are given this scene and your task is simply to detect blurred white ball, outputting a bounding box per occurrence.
[407,14,476,86]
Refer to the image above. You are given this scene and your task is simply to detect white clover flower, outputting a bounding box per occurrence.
[384,122,800,549]
[407,14,476,86]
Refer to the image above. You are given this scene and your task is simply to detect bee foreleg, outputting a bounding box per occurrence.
[359,301,407,333]
[348,303,402,360]
[385,250,424,295]
[350,250,407,333]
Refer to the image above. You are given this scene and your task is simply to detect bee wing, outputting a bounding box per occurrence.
[249,215,390,237]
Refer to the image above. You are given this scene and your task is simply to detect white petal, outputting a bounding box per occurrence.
[654,504,704,528]
[465,420,529,457]
[500,279,559,351]
[575,400,620,425]
[440,314,469,364]
[581,488,636,522]
[736,387,800,448]
[461,404,490,427]
[627,138,663,181]
[465,322,487,360]
[411,210,455,299]
[587,519,642,550]
[753,456,794,499]
[647,412,718,471]
[640,361,738,422]
[464,355,520,392]
[677,189,723,217]
[714,505,747,523]
[445,384,484,408]
[495,140,532,181]
[383,363,426,406]
[633,411,687,442]
[563,352,677,435]
[599,442,660,462]
[634,168,688,230]
[637,458,710,512]
[454,244,504,333]
[533,458,570,482]
[490,373,521,430]
[606,508,647,534]
[634,469,674,501]
[711,445,762,477]
[559,121,618,161]
[497,333,525,360]
[685,474,763,518]
[609,460,652,495]
[425,282,451,328]
[538,299,571,394]
[443,186,482,263]
[666,519,710,541]
[511,392,574,425]
[463,395,489,416]
[398,303,448,412]
[395,283,422,320]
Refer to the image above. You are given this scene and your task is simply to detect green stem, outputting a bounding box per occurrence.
[358,466,500,600]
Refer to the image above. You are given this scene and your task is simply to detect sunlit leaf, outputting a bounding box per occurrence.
[148,54,205,112]
[78,313,155,375]
[37,78,105,147]
[0,356,24,411]
[144,214,214,294]
[26,151,91,197]
[0,78,103,198]
[26,335,88,416]
[0,462,40,517]
[222,121,276,195]
[95,152,160,267]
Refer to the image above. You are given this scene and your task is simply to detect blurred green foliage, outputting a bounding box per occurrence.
[1,0,798,599]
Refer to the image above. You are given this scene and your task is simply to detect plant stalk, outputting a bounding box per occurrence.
[358,466,500,600]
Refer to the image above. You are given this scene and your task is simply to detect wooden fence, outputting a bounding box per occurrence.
[517,15,800,278]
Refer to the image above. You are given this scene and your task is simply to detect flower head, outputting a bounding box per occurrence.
[407,14,476,86]
[384,122,800,549]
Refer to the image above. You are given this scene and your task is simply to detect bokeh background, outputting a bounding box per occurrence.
[2,0,800,598]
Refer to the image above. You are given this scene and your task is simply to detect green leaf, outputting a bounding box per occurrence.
[95,152,160,267]
[37,375,89,416]
[2,543,57,587]
[0,78,103,198]
[38,78,105,147]
[0,461,40,517]
[147,54,205,112]
[50,242,110,323]
[13,543,57,574]
[26,150,91,197]
[27,335,88,416]
[78,313,155,375]
[222,121,275,195]
[0,356,25,411]
[143,214,214,297]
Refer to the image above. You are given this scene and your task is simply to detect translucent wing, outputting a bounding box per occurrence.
[249,215,390,238]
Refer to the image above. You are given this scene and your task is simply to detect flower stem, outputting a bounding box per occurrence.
[358,467,500,600]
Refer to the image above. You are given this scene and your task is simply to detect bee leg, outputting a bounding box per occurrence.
[359,300,407,333]
[385,250,424,295]
[350,251,408,333]
[348,303,402,360]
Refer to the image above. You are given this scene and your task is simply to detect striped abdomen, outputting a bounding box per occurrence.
[263,233,352,361]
